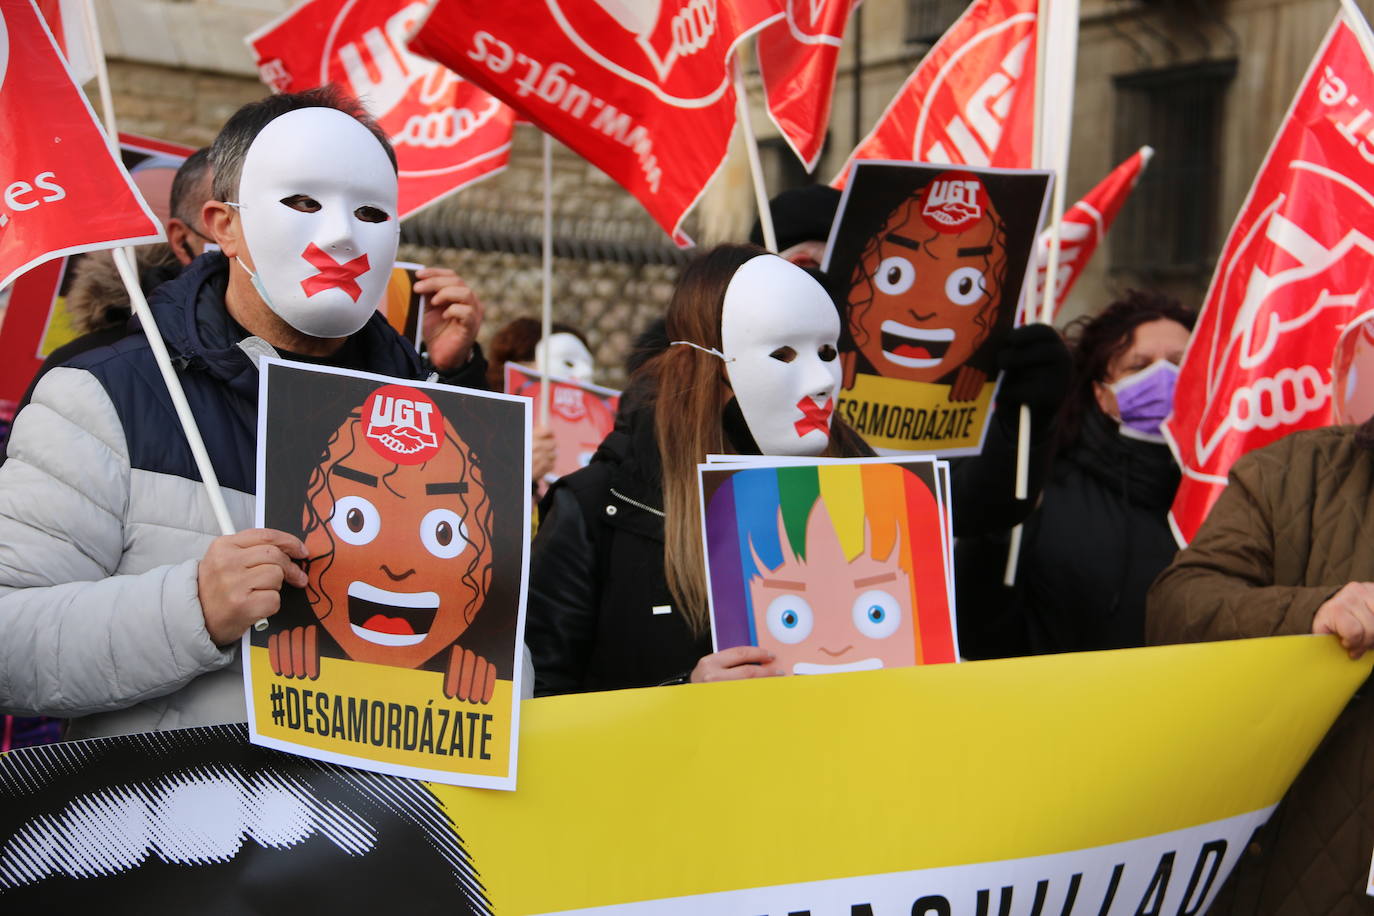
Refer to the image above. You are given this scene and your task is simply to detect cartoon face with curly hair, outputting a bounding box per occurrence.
[300,385,493,672]
[846,172,1008,386]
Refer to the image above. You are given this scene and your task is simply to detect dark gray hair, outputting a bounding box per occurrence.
[169,147,213,227]
[209,85,397,203]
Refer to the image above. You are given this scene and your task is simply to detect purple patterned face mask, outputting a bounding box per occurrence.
[1110,359,1179,442]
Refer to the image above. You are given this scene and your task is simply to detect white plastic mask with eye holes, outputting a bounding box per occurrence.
[234,107,399,339]
[536,332,595,384]
[720,256,841,455]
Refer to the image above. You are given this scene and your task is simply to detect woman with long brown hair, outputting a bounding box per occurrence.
[525,244,870,694]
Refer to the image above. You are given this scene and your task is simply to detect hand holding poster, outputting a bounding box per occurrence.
[247,360,531,789]
[823,161,1051,454]
[700,457,958,672]
[505,363,620,482]
[247,0,515,219]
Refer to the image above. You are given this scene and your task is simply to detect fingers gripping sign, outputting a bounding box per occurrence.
[1313,582,1374,659]
[198,529,308,646]
[269,625,320,680]
[690,646,785,684]
[418,267,485,372]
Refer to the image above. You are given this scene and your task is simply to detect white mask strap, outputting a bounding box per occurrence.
[669,340,734,363]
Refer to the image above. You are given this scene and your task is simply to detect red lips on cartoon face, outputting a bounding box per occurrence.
[794,395,834,438]
[300,243,371,301]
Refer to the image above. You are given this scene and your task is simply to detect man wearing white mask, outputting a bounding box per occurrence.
[0,88,488,738]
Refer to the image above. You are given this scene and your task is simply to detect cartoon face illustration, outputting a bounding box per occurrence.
[707,463,956,675]
[749,503,915,675]
[847,173,1008,383]
[300,385,493,669]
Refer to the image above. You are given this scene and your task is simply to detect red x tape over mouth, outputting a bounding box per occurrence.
[300,243,371,301]
[794,396,834,437]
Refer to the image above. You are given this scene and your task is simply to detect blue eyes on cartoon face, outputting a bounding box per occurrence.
[765,594,814,644]
[852,589,902,639]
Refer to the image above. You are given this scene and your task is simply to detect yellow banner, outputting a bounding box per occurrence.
[838,374,996,453]
[431,636,1369,914]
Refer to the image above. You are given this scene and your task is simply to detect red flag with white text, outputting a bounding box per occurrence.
[757,0,858,173]
[1163,14,1374,544]
[832,0,1037,186]
[246,0,516,219]
[0,0,163,293]
[409,0,783,245]
[1024,145,1152,324]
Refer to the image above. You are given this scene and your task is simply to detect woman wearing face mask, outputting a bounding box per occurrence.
[1013,291,1195,653]
[525,245,871,695]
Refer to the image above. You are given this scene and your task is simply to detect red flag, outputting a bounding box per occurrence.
[0,0,163,293]
[1025,146,1152,324]
[833,0,1037,187]
[246,0,516,220]
[757,0,858,173]
[1164,14,1374,544]
[0,134,192,403]
[409,0,783,246]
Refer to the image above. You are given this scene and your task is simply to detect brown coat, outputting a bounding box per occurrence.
[1147,426,1374,914]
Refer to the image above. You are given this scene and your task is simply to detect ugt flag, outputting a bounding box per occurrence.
[409,0,783,246]
[757,0,859,173]
[833,0,1037,187]
[247,0,516,219]
[1025,146,1153,324]
[1164,12,1374,545]
[0,0,163,292]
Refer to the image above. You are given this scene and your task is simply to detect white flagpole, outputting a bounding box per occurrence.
[734,55,777,253]
[539,132,554,428]
[1007,0,1079,586]
[79,1,236,540]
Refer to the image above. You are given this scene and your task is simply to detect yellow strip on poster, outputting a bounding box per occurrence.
[838,374,996,453]
[249,646,513,781]
[430,636,1370,914]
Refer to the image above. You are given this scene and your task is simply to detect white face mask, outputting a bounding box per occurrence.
[720,256,841,456]
[536,332,595,384]
[233,107,399,339]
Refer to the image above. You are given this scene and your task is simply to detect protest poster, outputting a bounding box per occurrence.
[245,359,530,789]
[1163,12,1374,543]
[247,0,515,218]
[700,457,957,672]
[1332,309,1374,426]
[823,160,1051,455]
[504,362,619,482]
[2,637,1370,912]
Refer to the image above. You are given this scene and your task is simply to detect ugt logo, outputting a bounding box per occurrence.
[364,385,442,465]
[921,173,985,233]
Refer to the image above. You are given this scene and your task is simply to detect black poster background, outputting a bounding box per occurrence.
[0,725,492,914]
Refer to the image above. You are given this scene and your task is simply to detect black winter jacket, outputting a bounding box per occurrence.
[526,401,711,696]
[1017,410,1181,653]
